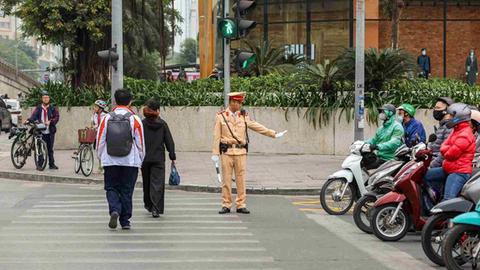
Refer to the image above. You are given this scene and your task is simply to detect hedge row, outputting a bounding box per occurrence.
[25,74,480,111]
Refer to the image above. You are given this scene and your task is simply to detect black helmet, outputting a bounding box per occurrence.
[437,97,454,106]
[40,90,49,97]
[379,104,396,117]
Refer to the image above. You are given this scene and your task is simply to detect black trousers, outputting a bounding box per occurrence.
[142,162,166,214]
[104,166,138,226]
[42,133,55,166]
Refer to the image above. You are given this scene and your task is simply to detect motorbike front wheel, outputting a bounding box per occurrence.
[371,203,410,242]
[421,212,460,266]
[353,195,377,234]
[320,178,355,215]
[442,224,480,270]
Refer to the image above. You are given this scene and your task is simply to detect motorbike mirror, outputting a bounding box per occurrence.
[428,134,437,143]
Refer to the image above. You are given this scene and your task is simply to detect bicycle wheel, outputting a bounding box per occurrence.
[10,136,27,169]
[80,144,94,177]
[34,138,48,171]
[73,148,81,174]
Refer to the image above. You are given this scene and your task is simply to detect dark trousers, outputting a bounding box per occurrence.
[104,166,138,226]
[42,133,55,166]
[142,162,166,214]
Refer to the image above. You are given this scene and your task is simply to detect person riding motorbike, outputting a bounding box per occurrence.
[366,104,405,168]
[429,97,454,168]
[424,103,476,202]
[397,103,426,147]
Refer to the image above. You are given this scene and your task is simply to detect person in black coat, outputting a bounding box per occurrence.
[141,99,176,218]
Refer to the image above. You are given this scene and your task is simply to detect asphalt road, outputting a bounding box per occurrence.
[0,179,441,270]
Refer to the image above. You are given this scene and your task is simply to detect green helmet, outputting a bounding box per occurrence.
[398,103,416,117]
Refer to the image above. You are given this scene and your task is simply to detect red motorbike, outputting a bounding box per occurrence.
[370,143,434,241]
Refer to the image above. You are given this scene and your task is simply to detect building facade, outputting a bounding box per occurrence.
[202,0,480,80]
[0,14,61,74]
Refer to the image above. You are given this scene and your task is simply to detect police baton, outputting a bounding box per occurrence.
[211,155,222,183]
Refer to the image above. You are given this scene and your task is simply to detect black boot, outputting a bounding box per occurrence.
[152,209,160,218]
[218,207,230,214]
[236,208,250,214]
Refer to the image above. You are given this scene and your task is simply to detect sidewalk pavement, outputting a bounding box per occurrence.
[0,134,344,195]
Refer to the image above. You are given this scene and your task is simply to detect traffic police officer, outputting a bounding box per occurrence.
[212,92,287,214]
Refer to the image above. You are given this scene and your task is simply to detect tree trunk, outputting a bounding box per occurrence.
[70,30,110,88]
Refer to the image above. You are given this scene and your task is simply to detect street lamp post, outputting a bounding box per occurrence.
[354,0,365,141]
[111,0,124,106]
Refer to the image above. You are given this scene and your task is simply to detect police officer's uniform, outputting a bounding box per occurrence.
[212,92,279,214]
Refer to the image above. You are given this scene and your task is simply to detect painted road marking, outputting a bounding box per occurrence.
[0,247,267,253]
[26,208,218,212]
[0,257,276,264]
[0,239,261,244]
[1,226,248,231]
[19,214,236,218]
[33,202,219,208]
[0,232,253,236]
[12,220,242,224]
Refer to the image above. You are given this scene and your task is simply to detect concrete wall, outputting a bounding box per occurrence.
[0,58,40,98]
[23,106,438,155]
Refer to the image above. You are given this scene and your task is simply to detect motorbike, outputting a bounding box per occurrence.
[370,143,435,241]
[353,145,412,234]
[442,202,480,269]
[421,170,480,266]
[320,141,407,215]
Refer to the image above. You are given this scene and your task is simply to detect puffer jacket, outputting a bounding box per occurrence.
[441,122,476,174]
[403,118,426,147]
[429,119,453,168]
[367,116,405,161]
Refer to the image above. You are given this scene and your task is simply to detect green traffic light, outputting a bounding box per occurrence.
[242,54,256,69]
[218,19,237,39]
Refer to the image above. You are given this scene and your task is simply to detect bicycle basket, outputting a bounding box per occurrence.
[35,123,47,131]
[78,128,96,144]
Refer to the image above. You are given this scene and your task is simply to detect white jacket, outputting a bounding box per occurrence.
[96,106,145,168]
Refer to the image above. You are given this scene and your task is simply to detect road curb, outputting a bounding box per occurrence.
[0,170,321,196]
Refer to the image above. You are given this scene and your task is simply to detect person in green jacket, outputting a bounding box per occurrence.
[367,104,405,164]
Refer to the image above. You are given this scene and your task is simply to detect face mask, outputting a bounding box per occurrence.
[446,118,460,129]
[397,115,404,123]
[379,112,387,121]
[433,109,446,121]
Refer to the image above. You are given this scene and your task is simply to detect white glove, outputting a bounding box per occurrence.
[211,155,219,163]
[275,130,288,138]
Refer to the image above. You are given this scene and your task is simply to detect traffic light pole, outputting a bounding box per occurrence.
[111,0,124,106]
[223,0,231,108]
[354,0,365,141]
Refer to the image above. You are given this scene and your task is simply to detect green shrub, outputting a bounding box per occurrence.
[25,75,480,127]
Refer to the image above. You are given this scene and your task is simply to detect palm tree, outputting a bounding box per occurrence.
[382,0,405,49]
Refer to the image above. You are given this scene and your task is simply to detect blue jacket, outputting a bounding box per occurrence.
[417,55,431,72]
[403,118,426,147]
[28,104,60,134]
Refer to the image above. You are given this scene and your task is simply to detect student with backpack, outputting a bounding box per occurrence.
[96,89,145,230]
[141,99,176,218]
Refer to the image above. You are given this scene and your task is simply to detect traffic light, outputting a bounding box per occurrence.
[235,52,256,71]
[97,46,119,70]
[233,0,257,38]
[217,0,257,40]
[218,18,237,39]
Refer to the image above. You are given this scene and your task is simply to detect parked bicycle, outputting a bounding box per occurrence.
[72,128,96,177]
[9,121,48,171]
